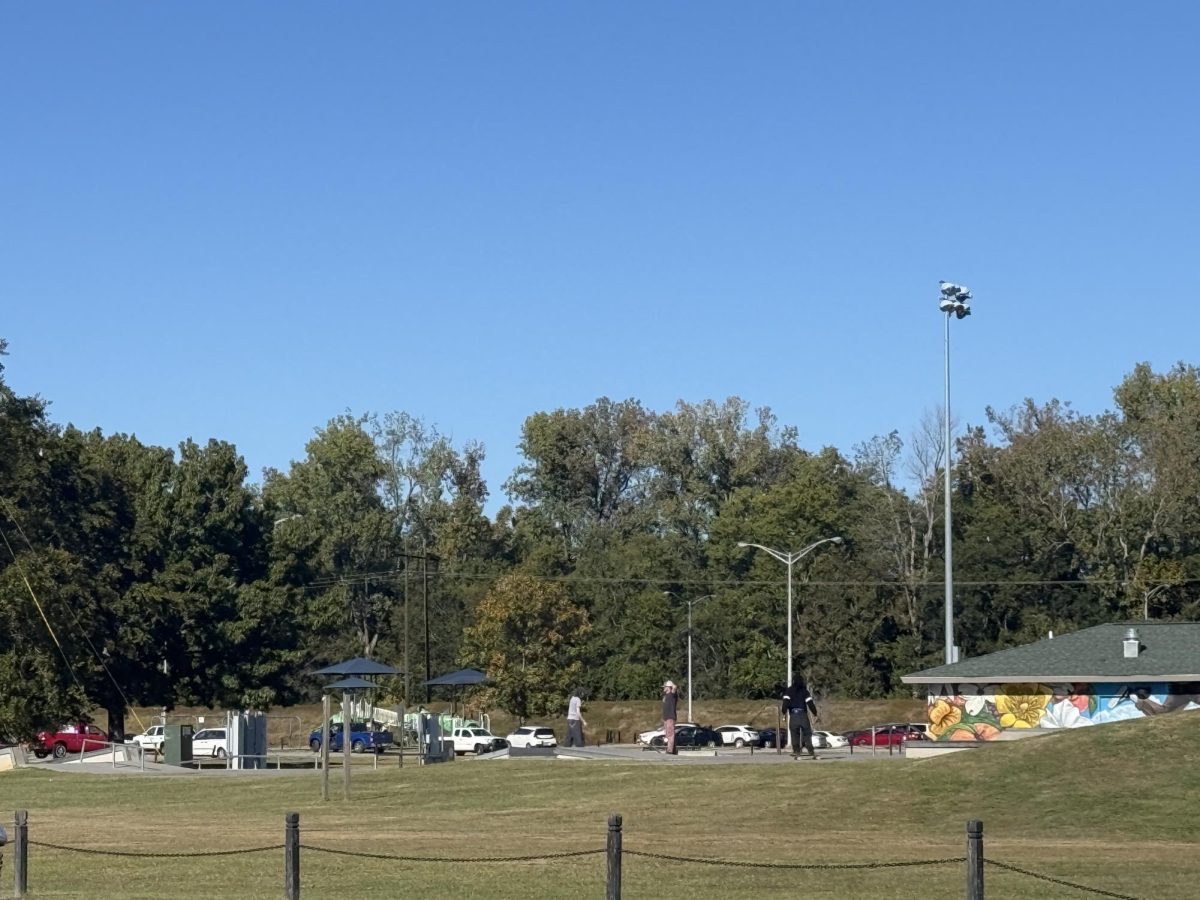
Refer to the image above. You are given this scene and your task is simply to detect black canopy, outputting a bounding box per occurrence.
[311,657,401,677]
[323,676,379,691]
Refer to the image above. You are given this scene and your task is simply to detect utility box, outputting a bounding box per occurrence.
[230,711,268,769]
[164,724,194,766]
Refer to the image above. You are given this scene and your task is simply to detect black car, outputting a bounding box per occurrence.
[757,728,783,748]
[649,724,723,750]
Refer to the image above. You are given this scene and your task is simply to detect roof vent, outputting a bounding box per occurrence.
[1123,627,1140,659]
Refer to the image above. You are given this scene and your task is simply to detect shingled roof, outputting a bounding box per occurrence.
[902,622,1200,684]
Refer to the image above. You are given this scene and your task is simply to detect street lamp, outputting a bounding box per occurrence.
[663,592,714,722]
[736,537,843,687]
[938,280,972,665]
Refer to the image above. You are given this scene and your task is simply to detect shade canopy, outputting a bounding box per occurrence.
[423,667,490,687]
[323,676,379,691]
[311,657,401,677]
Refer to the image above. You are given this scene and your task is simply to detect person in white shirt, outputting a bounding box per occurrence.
[566,690,587,747]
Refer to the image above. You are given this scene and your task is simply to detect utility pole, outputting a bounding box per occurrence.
[403,538,411,703]
[423,537,432,703]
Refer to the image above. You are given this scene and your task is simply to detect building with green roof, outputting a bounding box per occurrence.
[901,622,1200,742]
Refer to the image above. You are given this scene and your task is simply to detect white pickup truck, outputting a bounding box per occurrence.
[446,726,505,755]
[128,725,165,751]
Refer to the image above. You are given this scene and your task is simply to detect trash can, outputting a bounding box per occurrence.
[164,724,194,766]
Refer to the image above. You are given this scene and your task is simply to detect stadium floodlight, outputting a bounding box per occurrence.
[938,280,974,664]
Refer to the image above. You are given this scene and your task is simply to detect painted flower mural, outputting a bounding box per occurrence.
[928,699,962,738]
[926,681,1200,741]
[994,684,1051,728]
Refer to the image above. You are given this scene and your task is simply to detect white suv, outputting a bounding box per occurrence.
[506,726,557,748]
[715,724,760,748]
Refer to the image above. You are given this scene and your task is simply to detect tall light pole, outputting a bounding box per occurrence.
[736,537,843,687]
[938,281,972,665]
[663,592,714,722]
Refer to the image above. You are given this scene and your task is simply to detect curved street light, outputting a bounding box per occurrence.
[736,537,843,687]
[663,592,715,722]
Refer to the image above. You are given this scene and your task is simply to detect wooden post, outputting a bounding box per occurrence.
[966,820,984,900]
[320,694,330,802]
[605,813,622,900]
[341,692,352,800]
[14,809,29,897]
[284,812,300,900]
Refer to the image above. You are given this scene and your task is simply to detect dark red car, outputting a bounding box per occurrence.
[32,723,109,759]
[847,725,922,747]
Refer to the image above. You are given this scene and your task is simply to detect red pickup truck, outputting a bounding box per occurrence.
[33,724,110,759]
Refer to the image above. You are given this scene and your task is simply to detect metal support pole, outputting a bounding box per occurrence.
[341,692,352,801]
[14,809,28,898]
[423,541,431,703]
[606,813,622,900]
[284,812,300,900]
[944,311,955,665]
[404,540,411,704]
[686,603,693,723]
[786,560,794,689]
[320,694,330,802]
[966,820,984,900]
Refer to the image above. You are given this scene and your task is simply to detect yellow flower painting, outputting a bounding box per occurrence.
[928,698,962,737]
[995,684,1051,728]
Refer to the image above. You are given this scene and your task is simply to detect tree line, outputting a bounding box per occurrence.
[3,337,1199,736]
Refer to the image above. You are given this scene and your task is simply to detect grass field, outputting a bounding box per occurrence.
[3,711,1197,899]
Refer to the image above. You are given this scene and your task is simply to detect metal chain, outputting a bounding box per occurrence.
[986,860,1142,900]
[301,844,605,863]
[29,840,283,859]
[624,849,966,870]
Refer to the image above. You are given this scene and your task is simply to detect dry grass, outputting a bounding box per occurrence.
[4,710,1198,898]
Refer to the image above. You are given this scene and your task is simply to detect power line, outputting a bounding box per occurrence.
[0,497,146,731]
[292,568,1188,591]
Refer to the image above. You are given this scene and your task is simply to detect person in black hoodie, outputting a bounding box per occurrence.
[781,676,820,759]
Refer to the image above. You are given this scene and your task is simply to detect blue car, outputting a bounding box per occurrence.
[309,721,393,754]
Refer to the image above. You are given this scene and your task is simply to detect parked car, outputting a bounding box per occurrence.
[507,725,557,748]
[33,724,109,760]
[637,722,699,745]
[128,725,165,751]
[878,723,929,741]
[756,728,843,750]
[649,724,722,750]
[815,730,849,749]
[846,725,922,747]
[308,721,394,754]
[714,724,761,748]
[192,727,229,758]
[447,726,507,755]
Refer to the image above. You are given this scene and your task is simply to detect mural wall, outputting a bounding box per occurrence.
[927,682,1200,741]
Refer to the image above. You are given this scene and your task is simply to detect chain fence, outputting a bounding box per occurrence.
[9,810,1151,900]
[623,848,965,870]
[986,859,1143,900]
[28,839,283,859]
[300,845,605,863]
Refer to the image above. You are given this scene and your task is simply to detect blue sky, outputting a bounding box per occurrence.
[4,3,1198,512]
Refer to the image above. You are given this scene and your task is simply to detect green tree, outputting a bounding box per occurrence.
[461,573,590,718]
